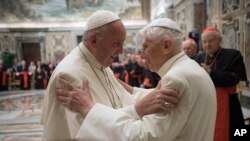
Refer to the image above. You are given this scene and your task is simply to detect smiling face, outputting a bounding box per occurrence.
[89,20,126,68]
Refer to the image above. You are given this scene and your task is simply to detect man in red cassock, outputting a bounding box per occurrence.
[195,27,247,141]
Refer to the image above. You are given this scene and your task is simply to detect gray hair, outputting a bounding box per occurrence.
[82,25,108,45]
[139,26,183,48]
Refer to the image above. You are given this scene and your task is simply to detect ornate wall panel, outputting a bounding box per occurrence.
[0,34,15,54]
[222,0,240,15]
[45,32,73,63]
[244,12,250,80]
[222,18,240,50]
[245,0,250,8]
[220,0,250,81]
[218,0,250,114]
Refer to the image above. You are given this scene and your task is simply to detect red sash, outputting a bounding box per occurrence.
[22,71,28,88]
[43,79,47,89]
[143,77,152,88]
[214,86,236,141]
[124,72,129,84]
[2,72,7,86]
[114,72,120,79]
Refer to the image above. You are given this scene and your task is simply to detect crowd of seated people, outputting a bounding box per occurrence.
[1,54,161,91]
[0,59,57,91]
[111,54,160,89]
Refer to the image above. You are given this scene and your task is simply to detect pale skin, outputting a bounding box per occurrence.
[182,39,197,58]
[201,31,222,74]
[56,77,179,118]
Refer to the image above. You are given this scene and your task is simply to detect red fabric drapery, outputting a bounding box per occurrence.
[214,86,236,141]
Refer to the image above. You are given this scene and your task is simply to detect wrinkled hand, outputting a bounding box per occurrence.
[135,82,179,118]
[201,63,211,74]
[55,77,94,116]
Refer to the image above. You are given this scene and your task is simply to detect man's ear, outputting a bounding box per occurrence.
[89,33,97,46]
[163,37,172,54]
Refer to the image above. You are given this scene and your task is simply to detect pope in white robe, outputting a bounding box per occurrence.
[41,10,177,141]
[76,52,217,141]
[41,42,148,140]
[53,18,217,141]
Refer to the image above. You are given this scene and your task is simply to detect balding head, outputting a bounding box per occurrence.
[201,27,222,56]
[182,39,197,59]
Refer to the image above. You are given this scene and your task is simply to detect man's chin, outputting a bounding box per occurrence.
[106,62,113,68]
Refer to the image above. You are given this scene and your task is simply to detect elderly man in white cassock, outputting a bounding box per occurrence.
[55,18,217,141]
[41,10,180,141]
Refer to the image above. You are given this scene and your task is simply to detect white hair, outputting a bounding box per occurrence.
[139,26,183,49]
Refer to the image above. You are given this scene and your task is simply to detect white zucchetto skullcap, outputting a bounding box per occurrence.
[147,18,181,33]
[85,10,120,31]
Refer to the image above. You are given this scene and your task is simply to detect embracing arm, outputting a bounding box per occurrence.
[117,77,158,101]
[55,77,181,141]
[117,78,133,94]
[56,77,178,118]
[77,102,190,141]
[75,76,186,141]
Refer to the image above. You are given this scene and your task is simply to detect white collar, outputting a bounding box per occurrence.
[79,42,103,70]
[157,52,187,78]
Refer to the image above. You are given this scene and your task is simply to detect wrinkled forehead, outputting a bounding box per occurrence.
[182,41,192,47]
[141,35,157,48]
[202,31,220,39]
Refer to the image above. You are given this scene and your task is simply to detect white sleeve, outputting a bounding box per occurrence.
[132,87,153,101]
[76,104,142,141]
[119,104,140,120]
[76,99,191,141]
[76,76,191,141]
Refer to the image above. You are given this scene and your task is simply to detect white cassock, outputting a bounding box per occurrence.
[41,42,150,140]
[74,52,217,141]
